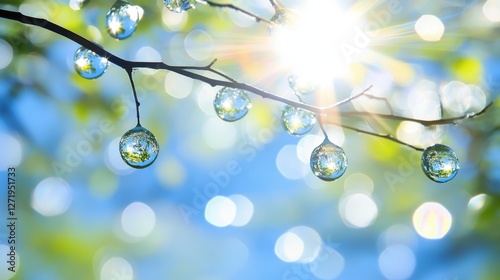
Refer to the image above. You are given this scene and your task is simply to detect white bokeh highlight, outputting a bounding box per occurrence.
[31,177,72,216]
[205,196,237,227]
[121,202,156,238]
[413,202,452,239]
[415,15,445,41]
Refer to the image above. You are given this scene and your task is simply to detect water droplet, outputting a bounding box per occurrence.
[163,0,196,13]
[73,47,108,79]
[421,144,459,183]
[281,105,317,136]
[288,72,317,95]
[213,87,252,122]
[268,10,296,36]
[119,125,159,168]
[106,0,140,40]
[310,141,348,181]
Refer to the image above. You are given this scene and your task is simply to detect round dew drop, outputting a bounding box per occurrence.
[213,87,252,122]
[73,47,108,79]
[163,0,196,13]
[310,141,348,181]
[281,105,317,136]
[421,144,459,183]
[119,126,159,169]
[106,0,140,40]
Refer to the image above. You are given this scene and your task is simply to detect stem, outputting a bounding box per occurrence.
[197,0,273,24]
[126,69,141,127]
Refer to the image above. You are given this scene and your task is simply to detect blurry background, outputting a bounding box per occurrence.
[0,0,499,279]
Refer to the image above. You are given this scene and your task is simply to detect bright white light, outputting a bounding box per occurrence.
[31,177,72,216]
[378,245,416,280]
[229,194,254,227]
[121,202,156,238]
[275,232,305,262]
[412,202,452,239]
[107,19,123,36]
[341,193,378,228]
[100,257,133,280]
[205,196,237,227]
[483,0,500,22]
[272,0,359,81]
[415,15,445,41]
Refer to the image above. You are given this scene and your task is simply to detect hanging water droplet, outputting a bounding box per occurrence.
[268,10,296,36]
[310,140,348,181]
[105,0,140,40]
[73,47,108,79]
[119,125,160,168]
[281,105,317,136]
[421,144,459,183]
[288,72,317,95]
[163,0,196,13]
[213,87,252,122]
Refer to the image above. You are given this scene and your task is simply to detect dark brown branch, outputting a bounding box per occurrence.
[197,0,273,24]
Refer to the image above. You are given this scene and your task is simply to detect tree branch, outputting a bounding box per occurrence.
[0,8,493,152]
[196,0,273,24]
[340,102,493,126]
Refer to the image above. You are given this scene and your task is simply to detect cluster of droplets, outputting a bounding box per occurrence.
[213,87,252,122]
[105,0,143,40]
[73,47,108,79]
[119,125,160,169]
[69,1,464,184]
[163,0,196,13]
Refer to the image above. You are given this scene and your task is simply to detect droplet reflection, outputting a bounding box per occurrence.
[310,141,348,181]
[421,144,459,183]
[213,87,252,122]
[119,125,160,169]
[73,47,108,79]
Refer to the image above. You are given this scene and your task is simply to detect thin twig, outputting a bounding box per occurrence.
[126,69,141,126]
[340,102,493,126]
[196,0,273,24]
[330,122,425,151]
